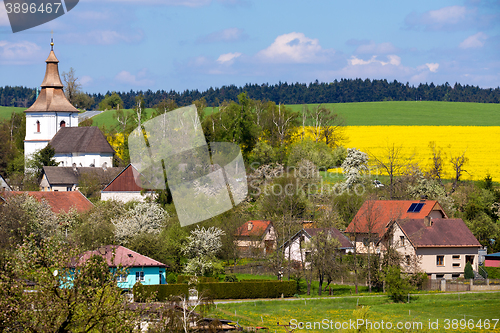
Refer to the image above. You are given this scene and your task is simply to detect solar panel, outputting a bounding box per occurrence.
[407,203,418,212]
[407,202,424,213]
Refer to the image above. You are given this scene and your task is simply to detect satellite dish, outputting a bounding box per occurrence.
[53,270,58,277]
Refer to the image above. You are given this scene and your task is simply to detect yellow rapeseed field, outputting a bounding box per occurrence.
[340,126,500,182]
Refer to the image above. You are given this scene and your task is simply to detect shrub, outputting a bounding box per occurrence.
[167,273,177,284]
[464,262,474,279]
[384,266,415,303]
[224,274,238,282]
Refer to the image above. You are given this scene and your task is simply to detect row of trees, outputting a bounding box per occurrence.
[3,79,500,109]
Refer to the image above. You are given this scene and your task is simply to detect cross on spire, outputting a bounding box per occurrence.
[51,30,54,50]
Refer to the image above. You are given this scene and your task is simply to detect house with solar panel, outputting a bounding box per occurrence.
[346,200,481,279]
[345,200,448,254]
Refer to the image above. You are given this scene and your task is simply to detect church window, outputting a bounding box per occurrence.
[60,120,66,127]
[36,121,40,133]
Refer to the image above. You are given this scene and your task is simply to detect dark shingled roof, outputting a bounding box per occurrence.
[78,245,167,268]
[397,218,481,248]
[25,49,79,113]
[50,127,115,154]
[43,166,122,186]
[304,228,353,249]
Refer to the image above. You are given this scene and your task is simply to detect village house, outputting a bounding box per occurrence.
[379,217,482,279]
[484,252,500,267]
[40,165,122,192]
[234,220,276,257]
[282,227,354,263]
[345,200,448,254]
[76,245,168,289]
[101,164,154,203]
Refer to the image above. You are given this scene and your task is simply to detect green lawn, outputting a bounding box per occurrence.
[209,292,500,332]
[3,101,499,128]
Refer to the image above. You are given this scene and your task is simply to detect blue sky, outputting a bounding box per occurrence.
[0,0,499,94]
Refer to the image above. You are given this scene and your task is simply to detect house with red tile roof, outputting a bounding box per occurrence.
[234,220,276,256]
[0,190,93,214]
[77,245,168,288]
[379,217,481,279]
[345,200,447,253]
[101,164,154,203]
[282,227,354,263]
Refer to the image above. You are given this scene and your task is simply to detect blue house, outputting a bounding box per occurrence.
[79,245,167,289]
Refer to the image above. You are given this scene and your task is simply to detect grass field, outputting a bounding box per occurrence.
[208,292,500,332]
[3,101,499,127]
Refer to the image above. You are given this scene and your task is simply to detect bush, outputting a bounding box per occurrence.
[484,266,500,279]
[384,266,415,303]
[224,274,238,282]
[134,281,296,302]
[464,262,474,279]
[167,273,177,284]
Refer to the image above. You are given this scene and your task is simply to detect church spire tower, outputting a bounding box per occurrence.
[24,39,80,162]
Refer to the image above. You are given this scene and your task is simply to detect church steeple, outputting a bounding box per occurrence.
[25,39,79,113]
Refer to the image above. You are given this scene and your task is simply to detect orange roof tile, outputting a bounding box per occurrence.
[345,200,447,238]
[3,191,94,214]
[235,220,273,237]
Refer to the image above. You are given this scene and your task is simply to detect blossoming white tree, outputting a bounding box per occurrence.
[341,148,369,190]
[181,226,225,276]
[112,202,167,244]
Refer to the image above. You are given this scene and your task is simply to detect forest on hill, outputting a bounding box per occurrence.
[2,78,500,110]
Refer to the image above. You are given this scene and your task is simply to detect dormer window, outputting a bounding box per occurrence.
[60,120,66,128]
[36,121,40,133]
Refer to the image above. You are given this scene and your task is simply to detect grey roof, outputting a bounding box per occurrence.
[50,127,115,154]
[43,166,122,186]
[0,175,11,191]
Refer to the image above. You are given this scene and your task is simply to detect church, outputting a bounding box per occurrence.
[24,40,114,168]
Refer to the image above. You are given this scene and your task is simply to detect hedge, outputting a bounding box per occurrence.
[134,281,296,302]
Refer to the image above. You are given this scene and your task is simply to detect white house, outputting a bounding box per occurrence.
[282,227,354,263]
[101,164,154,203]
[24,40,113,168]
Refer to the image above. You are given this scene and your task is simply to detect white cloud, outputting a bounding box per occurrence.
[459,32,488,49]
[349,55,401,67]
[115,69,154,86]
[257,32,333,64]
[63,30,143,45]
[425,63,439,72]
[405,6,472,30]
[0,40,42,65]
[80,75,93,86]
[197,28,247,43]
[84,0,211,6]
[428,6,467,25]
[355,41,398,55]
[217,52,241,64]
[0,5,9,26]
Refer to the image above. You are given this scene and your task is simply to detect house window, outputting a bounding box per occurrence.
[400,236,405,247]
[36,120,40,133]
[436,255,444,266]
[60,120,66,127]
[452,263,460,268]
[136,271,145,282]
[405,255,411,265]
[466,255,474,265]
[452,255,460,260]
[117,275,127,282]
[362,238,369,246]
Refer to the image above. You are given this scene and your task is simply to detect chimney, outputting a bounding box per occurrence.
[424,216,432,227]
[248,221,253,231]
